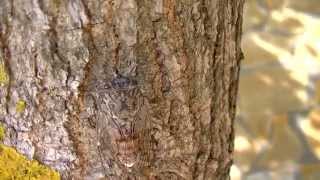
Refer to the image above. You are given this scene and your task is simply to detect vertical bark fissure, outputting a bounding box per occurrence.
[70,1,97,176]
[0,4,13,115]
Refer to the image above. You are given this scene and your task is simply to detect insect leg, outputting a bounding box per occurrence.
[111,118,125,137]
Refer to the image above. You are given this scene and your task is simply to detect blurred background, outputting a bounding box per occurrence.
[232,0,320,180]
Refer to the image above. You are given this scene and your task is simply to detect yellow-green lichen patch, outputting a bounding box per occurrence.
[0,62,9,86]
[0,124,4,141]
[0,124,59,179]
[16,100,27,113]
[0,145,60,180]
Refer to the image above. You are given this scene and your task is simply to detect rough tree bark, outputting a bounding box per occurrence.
[0,0,244,179]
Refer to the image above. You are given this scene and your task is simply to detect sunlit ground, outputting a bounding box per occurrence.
[233,0,320,179]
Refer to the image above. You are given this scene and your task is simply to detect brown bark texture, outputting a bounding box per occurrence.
[0,0,244,179]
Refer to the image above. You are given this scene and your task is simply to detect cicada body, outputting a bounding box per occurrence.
[93,73,151,171]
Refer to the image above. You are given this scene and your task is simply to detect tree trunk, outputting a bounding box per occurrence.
[0,0,244,179]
